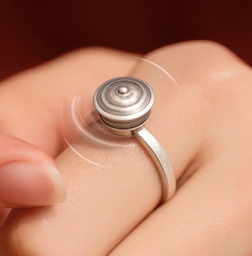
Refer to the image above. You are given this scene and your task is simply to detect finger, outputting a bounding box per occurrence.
[108,44,252,255]
[0,42,208,255]
[0,133,65,208]
[109,152,252,256]
[0,48,137,157]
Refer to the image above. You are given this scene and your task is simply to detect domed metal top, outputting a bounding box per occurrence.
[93,77,155,130]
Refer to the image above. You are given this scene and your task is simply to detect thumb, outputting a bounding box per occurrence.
[0,133,65,208]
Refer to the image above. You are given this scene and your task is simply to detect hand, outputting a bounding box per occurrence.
[1,42,252,256]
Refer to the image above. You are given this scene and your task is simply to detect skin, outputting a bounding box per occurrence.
[0,41,252,255]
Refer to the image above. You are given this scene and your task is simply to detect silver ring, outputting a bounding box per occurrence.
[93,77,176,204]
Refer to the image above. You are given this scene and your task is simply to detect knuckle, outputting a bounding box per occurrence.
[146,40,252,105]
[147,40,245,86]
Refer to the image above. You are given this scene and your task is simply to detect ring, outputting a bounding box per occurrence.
[93,77,176,204]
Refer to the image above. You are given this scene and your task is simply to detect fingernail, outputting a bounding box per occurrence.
[0,162,66,206]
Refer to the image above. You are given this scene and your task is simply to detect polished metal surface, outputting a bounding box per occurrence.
[94,77,154,130]
[134,128,176,203]
[93,76,176,203]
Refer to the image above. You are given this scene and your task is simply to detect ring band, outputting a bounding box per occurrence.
[93,77,176,204]
[134,128,176,203]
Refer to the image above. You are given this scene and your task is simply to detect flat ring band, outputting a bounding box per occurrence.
[134,127,176,203]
